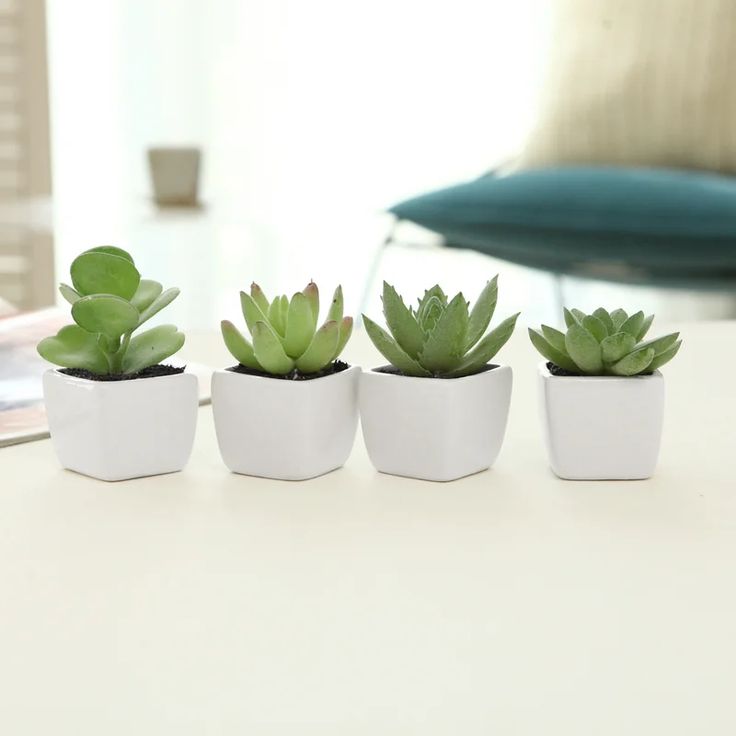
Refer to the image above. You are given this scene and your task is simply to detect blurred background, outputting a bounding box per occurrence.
[2,0,735,332]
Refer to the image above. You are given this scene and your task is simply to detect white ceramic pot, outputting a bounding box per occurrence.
[43,369,198,481]
[538,362,664,480]
[211,366,360,480]
[359,365,513,482]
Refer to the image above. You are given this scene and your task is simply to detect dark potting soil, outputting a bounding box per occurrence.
[227,359,350,381]
[60,364,185,382]
[545,361,653,377]
[374,364,497,379]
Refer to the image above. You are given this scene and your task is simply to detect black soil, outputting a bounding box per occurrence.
[546,361,581,377]
[228,359,350,381]
[60,364,185,382]
[374,364,498,379]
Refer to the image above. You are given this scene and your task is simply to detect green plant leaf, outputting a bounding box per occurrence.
[37,324,109,373]
[563,307,580,328]
[582,314,607,342]
[637,314,654,341]
[571,308,586,323]
[565,323,603,373]
[221,320,261,369]
[447,312,519,377]
[417,292,469,373]
[83,245,134,263]
[418,295,443,335]
[327,285,344,323]
[70,251,140,299]
[593,308,614,335]
[295,320,339,373]
[362,314,431,377]
[332,316,353,361]
[284,292,315,358]
[600,332,636,364]
[610,308,628,330]
[71,294,140,340]
[239,290,268,334]
[620,310,645,338]
[648,339,682,370]
[130,279,163,312]
[252,321,294,374]
[267,297,285,336]
[637,331,679,356]
[417,285,447,313]
[528,328,579,373]
[302,281,319,326]
[609,347,655,376]
[541,324,566,352]
[382,281,425,358]
[137,287,180,326]
[465,276,497,351]
[59,283,81,305]
[121,324,185,374]
[250,282,270,315]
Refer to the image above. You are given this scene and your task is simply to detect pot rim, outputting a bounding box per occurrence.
[47,367,193,386]
[215,364,360,384]
[537,360,662,381]
[364,363,510,384]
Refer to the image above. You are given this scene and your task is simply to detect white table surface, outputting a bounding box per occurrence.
[1,322,734,734]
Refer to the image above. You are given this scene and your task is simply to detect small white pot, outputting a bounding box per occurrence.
[211,366,360,480]
[359,365,513,482]
[43,369,198,481]
[538,362,665,480]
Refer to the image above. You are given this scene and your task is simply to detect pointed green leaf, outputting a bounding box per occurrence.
[600,332,636,364]
[382,281,425,358]
[447,312,519,377]
[637,314,654,341]
[582,314,607,342]
[637,331,679,356]
[302,282,319,326]
[563,308,580,328]
[250,282,270,314]
[284,292,315,358]
[267,298,284,336]
[565,323,603,374]
[609,347,655,376]
[332,316,353,361]
[541,324,566,352]
[71,294,139,340]
[252,321,294,374]
[362,314,431,377]
[295,320,340,373]
[620,310,645,338]
[648,339,682,371]
[593,308,614,335]
[59,283,81,305]
[417,292,469,373]
[221,320,261,369]
[137,287,180,326]
[240,290,269,334]
[327,285,344,323]
[465,276,497,351]
[37,324,109,373]
[610,308,628,330]
[571,308,586,323]
[528,327,579,373]
[121,324,185,374]
[418,295,444,335]
[71,251,140,299]
[417,285,447,313]
[130,279,163,312]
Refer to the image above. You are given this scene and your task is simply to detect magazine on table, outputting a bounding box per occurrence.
[0,308,212,448]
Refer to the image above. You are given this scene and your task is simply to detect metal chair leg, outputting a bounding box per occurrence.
[358,221,397,323]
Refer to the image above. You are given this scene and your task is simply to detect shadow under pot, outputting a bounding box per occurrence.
[211,366,360,480]
[359,365,513,482]
[538,361,664,480]
[43,369,199,481]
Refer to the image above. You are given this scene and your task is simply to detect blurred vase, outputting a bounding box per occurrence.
[147,146,201,208]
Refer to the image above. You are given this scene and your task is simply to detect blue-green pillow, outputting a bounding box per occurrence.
[389,167,736,287]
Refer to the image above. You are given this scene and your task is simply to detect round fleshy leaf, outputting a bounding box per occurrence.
[72,294,140,339]
[70,252,140,299]
[37,324,109,374]
[59,283,81,305]
[121,324,185,374]
[82,245,134,263]
[131,279,163,312]
[564,323,603,374]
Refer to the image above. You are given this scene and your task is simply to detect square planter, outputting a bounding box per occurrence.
[212,366,360,480]
[538,362,665,480]
[147,146,201,207]
[43,369,198,481]
[359,365,513,482]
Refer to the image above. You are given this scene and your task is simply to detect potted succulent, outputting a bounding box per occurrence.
[529,307,682,480]
[212,281,358,480]
[37,246,196,481]
[360,278,519,481]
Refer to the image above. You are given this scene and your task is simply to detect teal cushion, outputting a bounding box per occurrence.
[389,167,736,287]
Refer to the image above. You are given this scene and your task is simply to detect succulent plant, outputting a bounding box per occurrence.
[529,307,682,376]
[362,278,519,377]
[221,281,353,375]
[37,246,184,375]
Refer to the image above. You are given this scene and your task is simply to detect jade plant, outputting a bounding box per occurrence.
[362,278,519,377]
[221,281,353,375]
[529,307,682,376]
[37,246,184,375]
